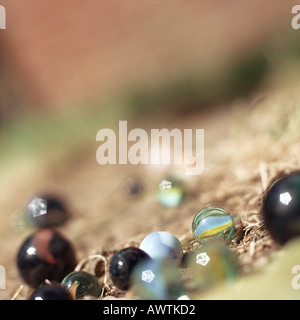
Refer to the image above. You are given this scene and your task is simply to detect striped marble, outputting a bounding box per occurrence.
[192,207,235,244]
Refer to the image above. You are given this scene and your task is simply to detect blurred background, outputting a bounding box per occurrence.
[0,0,295,116]
[0,0,297,161]
[1,0,300,299]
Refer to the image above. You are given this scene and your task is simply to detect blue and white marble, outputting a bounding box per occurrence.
[139,231,183,265]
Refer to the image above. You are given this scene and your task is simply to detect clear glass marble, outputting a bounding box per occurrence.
[157,178,184,208]
[192,207,235,244]
[61,271,102,299]
[131,258,184,300]
[186,241,238,291]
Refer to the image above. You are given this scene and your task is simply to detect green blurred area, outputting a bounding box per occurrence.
[192,238,300,300]
[0,101,125,170]
[1,30,300,170]
[125,51,270,117]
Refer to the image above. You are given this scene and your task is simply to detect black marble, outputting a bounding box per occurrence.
[26,194,69,228]
[109,247,150,290]
[17,228,77,287]
[262,172,300,244]
[29,283,73,300]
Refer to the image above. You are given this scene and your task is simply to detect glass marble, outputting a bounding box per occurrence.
[186,241,238,290]
[16,228,77,288]
[109,247,150,291]
[123,177,143,196]
[26,194,69,228]
[131,258,184,300]
[139,231,183,265]
[29,283,73,300]
[157,178,184,208]
[61,271,102,299]
[262,172,300,244]
[192,207,235,244]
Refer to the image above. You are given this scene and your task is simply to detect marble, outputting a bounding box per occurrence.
[139,231,183,265]
[187,241,238,290]
[262,172,300,244]
[192,207,235,244]
[109,247,150,290]
[61,271,102,299]
[131,258,184,300]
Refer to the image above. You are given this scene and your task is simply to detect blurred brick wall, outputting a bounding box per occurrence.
[0,0,292,113]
